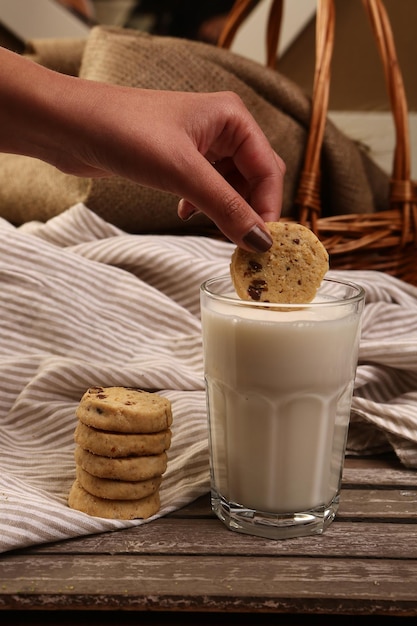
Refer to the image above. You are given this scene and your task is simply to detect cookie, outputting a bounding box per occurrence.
[74,421,172,457]
[230,222,329,304]
[74,446,168,481]
[68,479,160,519]
[76,386,173,433]
[76,466,162,500]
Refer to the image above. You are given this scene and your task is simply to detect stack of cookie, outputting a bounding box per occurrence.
[68,386,172,520]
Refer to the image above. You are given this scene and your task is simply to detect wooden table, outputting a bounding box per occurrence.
[1,453,416,625]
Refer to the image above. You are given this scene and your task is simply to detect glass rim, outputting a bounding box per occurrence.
[200,275,366,310]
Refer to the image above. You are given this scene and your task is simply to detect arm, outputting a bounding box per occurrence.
[0,46,285,250]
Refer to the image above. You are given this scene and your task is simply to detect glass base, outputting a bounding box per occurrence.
[211,489,339,540]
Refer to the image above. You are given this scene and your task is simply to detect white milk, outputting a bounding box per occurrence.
[201,294,362,514]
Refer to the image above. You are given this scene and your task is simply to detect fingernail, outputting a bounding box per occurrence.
[178,198,199,221]
[181,208,198,221]
[242,225,273,252]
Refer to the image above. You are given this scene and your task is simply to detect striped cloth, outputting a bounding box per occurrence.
[1,203,416,553]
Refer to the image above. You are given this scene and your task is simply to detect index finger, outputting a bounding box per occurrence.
[176,152,282,251]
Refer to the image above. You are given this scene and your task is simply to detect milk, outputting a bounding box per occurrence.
[201,280,363,518]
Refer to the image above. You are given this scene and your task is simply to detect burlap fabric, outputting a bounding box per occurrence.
[24,36,86,76]
[0,26,389,233]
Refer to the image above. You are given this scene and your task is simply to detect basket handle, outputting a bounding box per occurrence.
[218,0,416,242]
[294,0,334,233]
[217,0,284,69]
[362,0,416,245]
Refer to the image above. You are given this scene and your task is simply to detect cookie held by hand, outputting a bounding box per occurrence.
[230,222,329,304]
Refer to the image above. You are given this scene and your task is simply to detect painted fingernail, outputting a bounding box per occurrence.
[242,225,273,252]
[181,208,198,221]
[178,198,199,221]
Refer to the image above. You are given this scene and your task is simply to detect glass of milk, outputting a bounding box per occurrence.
[200,275,365,539]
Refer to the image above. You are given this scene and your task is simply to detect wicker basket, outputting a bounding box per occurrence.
[219,0,417,285]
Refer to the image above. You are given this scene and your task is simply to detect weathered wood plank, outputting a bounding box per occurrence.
[343,455,417,487]
[343,454,402,470]
[0,555,416,615]
[338,489,417,518]
[1,454,415,619]
[166,454,417,519]
[0,611,415,625]
[167,494,211,517]
[166,483,417,520]
[168,457,417,519]
[342,468,417,488]
[168,486,417,520]
[17,520,417,560]
[1,610,415,626]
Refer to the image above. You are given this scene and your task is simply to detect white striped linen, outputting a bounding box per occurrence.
[1,203,416,553]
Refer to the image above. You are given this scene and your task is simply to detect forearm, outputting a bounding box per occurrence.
[0,48,68,158]
[0,46,283,251]
[0,46,106,176]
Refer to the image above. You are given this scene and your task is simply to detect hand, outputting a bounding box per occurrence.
[0,48,285,251]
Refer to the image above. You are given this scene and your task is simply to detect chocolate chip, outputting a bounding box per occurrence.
[244,259,263,277]
[248,279,268,301]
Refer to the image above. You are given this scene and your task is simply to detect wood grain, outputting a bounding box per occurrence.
[1,454,416,620]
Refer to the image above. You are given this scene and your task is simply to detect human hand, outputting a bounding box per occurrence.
[68,86,285,251]
[0,49,285,250]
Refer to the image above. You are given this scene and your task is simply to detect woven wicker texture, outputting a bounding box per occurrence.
[220,0,417,284]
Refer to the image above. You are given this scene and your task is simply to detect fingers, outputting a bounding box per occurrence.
[177,198,199,221]
[176,140,284,251]
[64,85,285,251]
[230,132,286,227]
[181,93,285,249]
[176,152,281,251]
[178,195,273,252]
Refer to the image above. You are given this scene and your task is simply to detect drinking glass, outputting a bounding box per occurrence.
[200,275,365,539]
